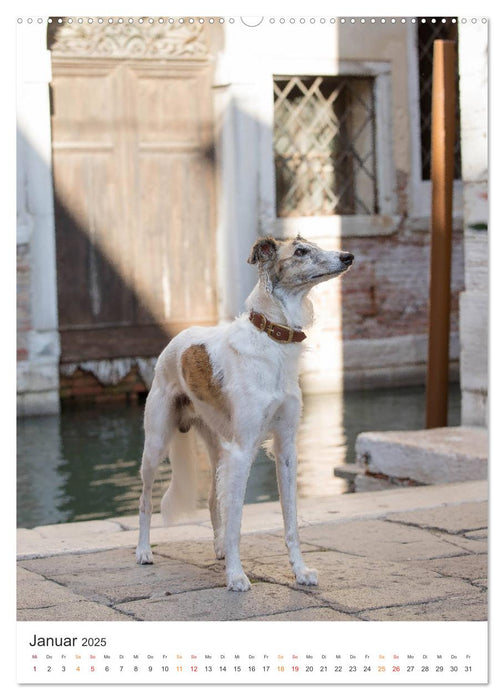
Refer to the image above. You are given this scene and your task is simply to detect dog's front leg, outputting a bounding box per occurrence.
[273,405,318,586]
[221,441,255,591]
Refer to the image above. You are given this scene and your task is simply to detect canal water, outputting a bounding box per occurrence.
[17,385,461,529]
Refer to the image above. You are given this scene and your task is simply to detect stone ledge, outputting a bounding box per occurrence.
[355,426,488,484]
[17,480,487,560]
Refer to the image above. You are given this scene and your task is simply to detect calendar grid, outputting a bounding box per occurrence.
[17,621,488,684]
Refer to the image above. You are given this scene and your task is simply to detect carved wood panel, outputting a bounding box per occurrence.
[50,22,217,363]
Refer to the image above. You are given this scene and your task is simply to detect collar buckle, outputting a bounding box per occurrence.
[267,322,294,343]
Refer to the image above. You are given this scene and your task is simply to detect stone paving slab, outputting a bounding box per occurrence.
[361,595,488,621]
[16,480,488,622]
[385,501,488,534]
[17,566,132,621]
[20,548,139,576]
[17,567,86,609]
[17,520,125,559]
[433,531,488,555]
[411,553,487,585]
[243,550,478,614]
[115,582,317,621]
[252,607,356,621]
[17,522,213,560]
[17,602,133,621]
[154,533,319,569]
[297,519,471,560]
[46,560,225,605]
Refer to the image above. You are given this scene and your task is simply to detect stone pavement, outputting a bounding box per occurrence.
[17,480,487,622]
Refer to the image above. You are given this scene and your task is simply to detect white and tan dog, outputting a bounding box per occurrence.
[136,235,354,591]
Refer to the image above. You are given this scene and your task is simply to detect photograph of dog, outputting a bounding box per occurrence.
[136,235,354,591]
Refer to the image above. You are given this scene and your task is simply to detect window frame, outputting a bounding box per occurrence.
[406,23,463,226]
[273,74,378,218]
[265,60,399,239]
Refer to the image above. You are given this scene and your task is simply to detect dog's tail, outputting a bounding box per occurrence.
[160,428,203,524]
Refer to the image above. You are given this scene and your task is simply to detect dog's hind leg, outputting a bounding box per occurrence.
[196,423,225,560]
[273,397,318,586]
[136,379,176,565]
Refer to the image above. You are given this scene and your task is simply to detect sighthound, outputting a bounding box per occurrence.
[136,235,354,591]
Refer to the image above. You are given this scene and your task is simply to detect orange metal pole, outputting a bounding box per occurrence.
[426,40,457,428]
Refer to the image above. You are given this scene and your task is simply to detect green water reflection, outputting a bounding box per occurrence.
[17,385,460,528]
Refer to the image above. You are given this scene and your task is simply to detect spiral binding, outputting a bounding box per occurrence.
[16,17,488,25]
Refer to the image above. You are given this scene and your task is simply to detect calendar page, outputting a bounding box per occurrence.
[15,0,491,690]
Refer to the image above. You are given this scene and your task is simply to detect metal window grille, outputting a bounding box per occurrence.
[417,17,462,180]
[274,75,378,217]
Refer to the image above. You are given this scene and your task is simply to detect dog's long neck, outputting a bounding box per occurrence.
[245,275,314,331]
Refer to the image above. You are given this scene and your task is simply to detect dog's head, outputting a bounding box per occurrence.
[247,235,353,291]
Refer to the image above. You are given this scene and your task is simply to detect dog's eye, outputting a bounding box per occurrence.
[294,248,309,257]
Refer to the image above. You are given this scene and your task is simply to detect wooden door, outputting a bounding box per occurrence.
[49,21,218,363]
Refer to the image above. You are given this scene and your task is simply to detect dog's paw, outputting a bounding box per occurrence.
[136,547,154,565]
[295,567,318,586]
[214,539,225,560]
[227,572,251,592]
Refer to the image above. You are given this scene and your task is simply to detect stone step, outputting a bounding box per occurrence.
[333,462,421,493]
[355,426,488,485]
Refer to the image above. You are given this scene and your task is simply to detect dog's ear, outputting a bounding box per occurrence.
[247,237,279,266]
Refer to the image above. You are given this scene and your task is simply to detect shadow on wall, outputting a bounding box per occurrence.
[54,190,171,364]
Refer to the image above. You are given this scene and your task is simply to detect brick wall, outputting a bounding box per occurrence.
[299,208,464,393]
[340,226,464,341]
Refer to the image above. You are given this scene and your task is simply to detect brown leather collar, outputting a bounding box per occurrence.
[249,311,306,344]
